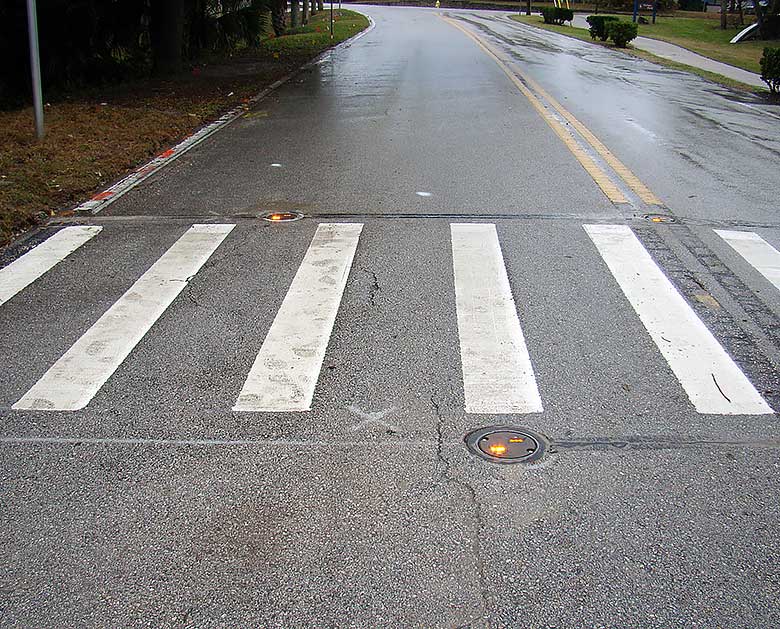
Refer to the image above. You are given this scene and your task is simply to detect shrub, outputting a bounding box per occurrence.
[761,47,780,94]
[606,20,638,47]
[586,15,619,41]
[541,7,574,25]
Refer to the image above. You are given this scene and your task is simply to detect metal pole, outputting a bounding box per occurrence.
[633,0,639,22]
[330,0,334,38]
[26,0,44,139]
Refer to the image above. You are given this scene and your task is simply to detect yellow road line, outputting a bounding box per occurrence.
[520,73,663,206]
[442,16,661,207]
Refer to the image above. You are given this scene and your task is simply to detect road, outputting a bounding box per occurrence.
[2,6,780,627]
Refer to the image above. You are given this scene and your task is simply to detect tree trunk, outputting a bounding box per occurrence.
[311,0,318,15]
[302,0,310,24]
[720,0,727,29]
[318,0,324,11]
[290,0,299,27]
[271,0,287,35]
[151,0,185,75]
[526,0,532,14]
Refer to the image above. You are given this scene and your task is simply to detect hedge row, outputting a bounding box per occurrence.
[606,20,638,47]
[761,47,780,94]
[541,7,574,24]
[586,15,619,40]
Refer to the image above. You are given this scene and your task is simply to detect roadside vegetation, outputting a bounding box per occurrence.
[0,7,368,247]
[591,13,766,71]
[512,13,770,72]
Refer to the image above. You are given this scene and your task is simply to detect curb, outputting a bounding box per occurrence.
[75,12,376,217]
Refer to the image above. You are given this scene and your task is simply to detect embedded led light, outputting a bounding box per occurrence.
[261,211,304,223]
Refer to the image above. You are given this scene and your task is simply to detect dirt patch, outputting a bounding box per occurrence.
[0,10,369,248]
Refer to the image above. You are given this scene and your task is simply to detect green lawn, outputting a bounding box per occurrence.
[511,14,595,43]
[590,14,767,73]
[263,10,369,55]
[510,14,764,90]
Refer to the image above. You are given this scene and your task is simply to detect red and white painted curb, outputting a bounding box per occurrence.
[77,13,376,216]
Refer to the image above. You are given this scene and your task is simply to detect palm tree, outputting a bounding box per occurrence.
[271,0,286,35]
[290,0,300,27]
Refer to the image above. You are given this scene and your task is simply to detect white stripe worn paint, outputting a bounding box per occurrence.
[234,223,363,412]
[585,224,772,415]
[450,223,542,414]
[0,226,102,306]
[715,230,780,292]
[13,224,234,411]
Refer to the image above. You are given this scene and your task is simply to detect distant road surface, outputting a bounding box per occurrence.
[2,6,780,627]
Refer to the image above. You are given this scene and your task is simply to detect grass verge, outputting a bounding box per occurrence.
[0,9,369,248]
[510,14,766,92]
[580,13,766,73]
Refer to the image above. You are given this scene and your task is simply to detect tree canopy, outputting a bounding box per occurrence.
[0,0,274,106]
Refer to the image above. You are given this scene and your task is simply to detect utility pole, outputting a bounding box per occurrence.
[26,0,44,139]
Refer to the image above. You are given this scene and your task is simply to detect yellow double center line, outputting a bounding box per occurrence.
[442,16,662,207]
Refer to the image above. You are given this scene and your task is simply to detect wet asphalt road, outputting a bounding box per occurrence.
[2,6,780,627]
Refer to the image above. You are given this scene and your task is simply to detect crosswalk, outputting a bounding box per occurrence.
[0,226,101,306]
[1,222,778,415]
[451,223,542,414]
[234,223,362,412]
[13,224,234,411]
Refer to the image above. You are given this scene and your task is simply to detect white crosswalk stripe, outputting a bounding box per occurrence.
[451,223,542,414]
[4,222,775,416]
[585,224,772,415]
[13,224,234,411]
[715,230,780,292]
[234,223,363,412]
[0,226,102,306]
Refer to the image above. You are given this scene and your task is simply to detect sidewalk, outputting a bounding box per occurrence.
[569,14,764,88]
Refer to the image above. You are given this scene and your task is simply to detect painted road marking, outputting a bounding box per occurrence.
[234,223,363,412]
[0,226,102,306]
[13,224,234,411]
[451,223,543,414]
[442,16,664,207]
[585,224,772,415]
[518,73,663,206]
[715,230,780,292]
[441,17,625,204]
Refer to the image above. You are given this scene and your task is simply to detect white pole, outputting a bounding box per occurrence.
[26,0,44,139]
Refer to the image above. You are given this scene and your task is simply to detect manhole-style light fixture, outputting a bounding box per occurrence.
[644,214,676,224]
[464,426,548,464]
[261,211,304,223]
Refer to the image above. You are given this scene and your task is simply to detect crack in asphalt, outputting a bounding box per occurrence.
[363,267,381,307]
[430,393,490,624]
